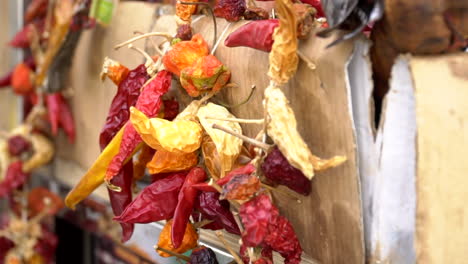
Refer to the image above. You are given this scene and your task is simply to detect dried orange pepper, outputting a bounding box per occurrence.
[100,57,130,86]
[162,34,209,76]
[176,0,198,22]
[147,150,198,174]
[156,219,198,257]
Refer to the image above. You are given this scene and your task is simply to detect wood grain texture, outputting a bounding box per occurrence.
[412,54,468,264]
[55,2,364,263]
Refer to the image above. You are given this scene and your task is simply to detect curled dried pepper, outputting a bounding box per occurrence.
[180,55,231,97]
[197,103,242,177]
[105,70,172,182]
[147,150,198,174]
[11,63,34,95]
[7,135,31,156]
[28,187,64,217]
[130,107,203,154]
[221,173,260,200]
[157,219,198,257]
[196,192,240,235]
[192,163,256,192]
[214,0,246,22]
[0,161,30,198]
[114,172,186,224]
[224,20,279,52]
[163,34,209,76]
[172,167,206,249]
[261,147,311,195]
[190,246,219,264]
[176,0,198,21]
[100,57,130,86]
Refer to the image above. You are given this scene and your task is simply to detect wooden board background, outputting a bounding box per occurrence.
[413,54,468,264]
[55,2,364,263]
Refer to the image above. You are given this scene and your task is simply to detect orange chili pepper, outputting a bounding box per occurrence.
[162,34,209,76]
[156,219,198,257]
[176,0,198,21]
[147,150,198,174]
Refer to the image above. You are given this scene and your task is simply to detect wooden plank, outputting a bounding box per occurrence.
[412,54,468,264]
[56,2,364,263]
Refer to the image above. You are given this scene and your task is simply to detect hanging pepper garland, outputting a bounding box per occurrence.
[61,0,354,263]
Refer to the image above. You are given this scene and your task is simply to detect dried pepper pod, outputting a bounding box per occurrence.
[162,99,180,121]
[130,107,203,154]
[264,85,346,179]
[163,34,210,76]
[175,24,193,41]
[293,3,316,39]
[114,172,186,224]
[28,187,64,217]
[214,0,246,22]
[190,246,219,264]
[264,214,302,264]
[100,57,130,86]
[25,0,48,23]
[11,63,35,95]
[261,147,311,195]
[195,192,240,235]
[172,167,207,248]
[192,163,256,192]
[105,70,172,182]
[244,7,270,20]
[224,20,279,52]
[268,0,298,84]
[176,0,199,22]
[157,219,199,257]
[197,103,242,177]
[147,150,198,174]
[7,135,31,156]
[201,134,221,179]
[240,244,273,264]
[56,94,76,143]
[0,161,30,198]
[221,173,260,200]
[46,94,61,135]
[180,55,231,97]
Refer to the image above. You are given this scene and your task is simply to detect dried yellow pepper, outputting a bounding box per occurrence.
[147,150,198,174]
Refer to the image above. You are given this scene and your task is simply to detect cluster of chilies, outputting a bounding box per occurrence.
[63,0,347,263]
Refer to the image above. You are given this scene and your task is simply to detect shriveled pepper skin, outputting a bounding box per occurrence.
[57,93,76,143]
[157,219,199,257]
[114,172,186,224]
[99,64,148,148]
[46,94,61,136]
[196,192,240,235]
[190,246,219,264]
[224,20,279,52]
[172,167,207,249]
[0,161,30,198]
[240,194,278,247]
[105,70,172,181]
[214,0,246,22]
[7,135,31,156]
[261,147,311,195]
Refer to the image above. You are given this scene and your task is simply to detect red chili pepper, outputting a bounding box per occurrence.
[45,94,61,135]
[57,94,76,143]
[195,192,240,235]
[105,70,172,182]
[34,224,59,263]
[224,20,279,52]
[221,173,261,200]
[25,0,48,23]
[172,167,207,249]
[7,135,31,156]
[99,64,149,242]
[214,0,246,22]
[0,161,30,198]
[11,62,34,95]
[261,147,311,195]
[192,164,256,192]
[264,214,302,264]
[114,172,186,223]
[9,19,46,48]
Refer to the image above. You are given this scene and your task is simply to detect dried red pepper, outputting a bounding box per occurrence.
[57,94,76,143]
[34,224,59,264]
[114,172,186,224]
[196,192,240,235]
[0,161,30,198]
[214,0,246,22]
[162,99,180,121]
[28,187,64,217]
[172,167,207,249]
[224,20,279,52]
[0,57,35,89]
[190,246,219,264]
[7,135,31,156]
[192,163,256,192]
[9,19,45,48]
[176,24,193,41]
[25,0,48,23]
[98,64,149,242]
[11,62,34,95]
[221,173,260,200]
[46,94,61,135]
[244,7,270,20]
[105,70,172,182]
[264,214,302,264]
[261,147,311,195]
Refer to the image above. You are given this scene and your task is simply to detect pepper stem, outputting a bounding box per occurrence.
[215,231,243,264]
[212,124,272,151]
[205,116,264,124]
[154,246,191,261]
[105,180,122,192]
[193,219,214,229]
[114,32,173,50]
[133,30,165,56]
[216,85,256,109]
[178,1,217,49]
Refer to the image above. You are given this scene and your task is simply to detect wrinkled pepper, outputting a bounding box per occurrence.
[224,20,279,52]
[100,57,130,86]
[172,167,206,249]
[105,70,172,182]
[261,147,311,195]
[190,246,219,264]
[192,163,256,192]
[240,244,273,264]
[221,173,260,200]
[195,192,240,235]
[130,107,203,154]
[162,99,180,121]
[176,0,198,22]
[7,135,31,156]
[0,161,30,198]
[214,0,246,22]
[25,0,48,23]
[180,55,231,97]
[57,94,76,143]
[163,34,209,76]
[114,172,186,224]
[147,150,198,174]
[11,62,34,95]
[157,219,199,257]
[0,57,36,88]
[28,187,64,217]
[45,94,61,136]
[133,144,156,182]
